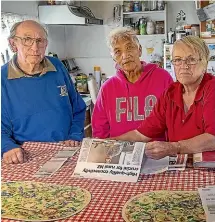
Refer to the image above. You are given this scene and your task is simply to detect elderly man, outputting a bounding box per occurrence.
[1,20,86,164]
[92,27,173,139]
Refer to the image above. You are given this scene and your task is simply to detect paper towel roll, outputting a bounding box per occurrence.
[88,78,99,104]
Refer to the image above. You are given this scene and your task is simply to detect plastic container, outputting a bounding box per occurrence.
[88,73,99,104]
[94,66,101,89]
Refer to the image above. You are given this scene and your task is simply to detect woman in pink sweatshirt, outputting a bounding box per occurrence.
[92,27,173,139]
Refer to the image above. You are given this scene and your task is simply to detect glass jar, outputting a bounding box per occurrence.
[184,25,192,36]
[146,20,155,35]
[150,0,157,11]
[191,24,200,37]
[155,21,164,34]
[141,0,148,11]
[157,0,165,10]
[123,1,133,12]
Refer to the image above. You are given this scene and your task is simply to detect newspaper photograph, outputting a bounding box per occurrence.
[73,138,145,182]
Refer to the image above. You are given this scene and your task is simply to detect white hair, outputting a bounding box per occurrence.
[8,20,48,40]
[107,27,140,55]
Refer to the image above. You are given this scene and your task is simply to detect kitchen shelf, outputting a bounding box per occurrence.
[137,34,165,38]
[123,10,165,15]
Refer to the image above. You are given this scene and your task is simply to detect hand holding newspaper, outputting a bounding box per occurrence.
[73,138,188,182]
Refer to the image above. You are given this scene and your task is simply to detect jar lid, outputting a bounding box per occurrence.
[184,25,191,29]
[191,24,200,27]
[94,66,101,71]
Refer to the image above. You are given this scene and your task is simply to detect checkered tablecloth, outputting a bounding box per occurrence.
[2,142,215,222]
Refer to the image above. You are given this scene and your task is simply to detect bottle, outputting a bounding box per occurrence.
[101,73,107,85]
[5,49,10,62]
[88,73,99,104]
[168,28,174,43]
[94,66,101,89]
[134,21,140,35]
[1,52,5,64]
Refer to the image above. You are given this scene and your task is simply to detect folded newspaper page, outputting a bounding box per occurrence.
[140,154,188,175]
[73,138,145,182]
[198,187,215,222]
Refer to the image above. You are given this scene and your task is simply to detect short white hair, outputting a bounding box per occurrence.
[107,27,140,54]
[8,20,48,40]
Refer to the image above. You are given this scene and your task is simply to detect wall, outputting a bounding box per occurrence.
[1,0,39,17]
[167,1,199,30]
[46,1,200,77]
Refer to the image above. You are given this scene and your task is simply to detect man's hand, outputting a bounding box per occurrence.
[145,141,176,160]
[3,148,26,164]
[60,140,81,147]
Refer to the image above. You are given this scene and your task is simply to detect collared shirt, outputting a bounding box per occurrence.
[7,55,56,79]
[137,73,215,141]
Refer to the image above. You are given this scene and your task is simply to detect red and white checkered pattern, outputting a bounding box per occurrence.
[2,142,215,222]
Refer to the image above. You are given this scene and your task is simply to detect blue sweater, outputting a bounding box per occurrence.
[1,56,86,156]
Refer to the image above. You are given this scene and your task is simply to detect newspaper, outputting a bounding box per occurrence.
[198,187,215,222]
[168,154,188,171]
[34,145,80,177]
[73,138,145,182]
[140,154,188,175]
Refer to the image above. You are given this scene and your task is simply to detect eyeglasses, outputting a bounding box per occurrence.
[14,36,47,48]
[171,57,201,66]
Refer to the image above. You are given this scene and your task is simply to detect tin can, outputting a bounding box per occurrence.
[133,1,141,12]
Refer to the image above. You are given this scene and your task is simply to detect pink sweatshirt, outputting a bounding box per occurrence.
[92,62,173,138]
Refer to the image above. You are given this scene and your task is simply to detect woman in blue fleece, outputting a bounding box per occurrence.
[1,20,86,164]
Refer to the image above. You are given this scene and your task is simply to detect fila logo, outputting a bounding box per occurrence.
[58,85,68,96]
[116,95,157,122]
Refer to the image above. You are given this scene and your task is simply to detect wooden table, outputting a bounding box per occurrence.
[2,142,215,222]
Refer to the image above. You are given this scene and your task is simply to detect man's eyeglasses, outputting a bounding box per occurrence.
[171,57,201,66]
[14,36,47,48]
